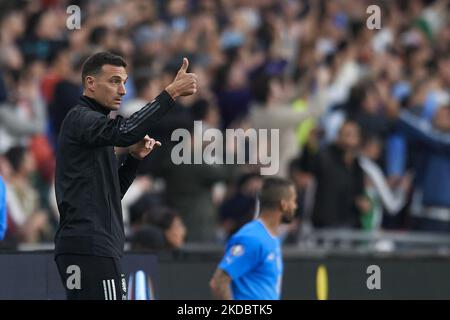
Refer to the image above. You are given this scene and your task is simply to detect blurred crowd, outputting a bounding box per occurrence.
[0,0,449,250]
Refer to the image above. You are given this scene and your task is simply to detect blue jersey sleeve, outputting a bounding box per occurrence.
[218,235,260,280]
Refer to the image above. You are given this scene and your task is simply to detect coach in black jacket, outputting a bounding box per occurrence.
[54,52,197,300]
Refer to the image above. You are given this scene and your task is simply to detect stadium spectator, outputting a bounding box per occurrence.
[219,173,262,240]
[141,206,187,250]
[358,135,411,230]
[0,67,47,154]
[161,135,233,242]
[391,104,450,232]
[4,146,51,243]
[250,74,319,177]
[130,224,167,252]
[48,53,84,145]
[306,120,367,229]
[129,205,186,252]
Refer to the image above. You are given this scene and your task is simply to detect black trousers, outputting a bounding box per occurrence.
[56,254,127,300]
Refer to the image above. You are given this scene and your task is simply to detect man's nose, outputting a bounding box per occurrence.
[118,83,126,96]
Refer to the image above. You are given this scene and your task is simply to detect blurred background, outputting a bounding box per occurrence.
[0,0,450,298]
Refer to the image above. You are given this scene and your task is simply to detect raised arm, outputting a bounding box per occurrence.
[75,58,197,148]
[397,110,450,151]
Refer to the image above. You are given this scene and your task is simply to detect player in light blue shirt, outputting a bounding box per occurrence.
[210,177,297,300]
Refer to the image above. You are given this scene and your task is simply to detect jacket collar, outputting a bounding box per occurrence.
[79,95,111,116]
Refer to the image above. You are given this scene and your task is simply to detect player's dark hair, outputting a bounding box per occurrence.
[81,51,127,87]
[259,177,294,210]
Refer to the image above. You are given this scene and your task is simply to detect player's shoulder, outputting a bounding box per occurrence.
[229,220,264,245]
[236,220,262,234]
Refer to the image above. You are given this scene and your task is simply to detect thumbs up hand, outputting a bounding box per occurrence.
[165,58,198,100]
[178,57,189,76]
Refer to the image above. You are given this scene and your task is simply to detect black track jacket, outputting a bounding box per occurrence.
[54,91,174,259]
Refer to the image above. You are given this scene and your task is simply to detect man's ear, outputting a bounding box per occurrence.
[280,199,287,212]
[85,75,96,92]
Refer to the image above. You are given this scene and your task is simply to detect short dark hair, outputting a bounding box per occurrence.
[5,146,27,172]
[142,206,179,231]
[259,177,294,210]
[130,225,166,251]
[81,52,127,86]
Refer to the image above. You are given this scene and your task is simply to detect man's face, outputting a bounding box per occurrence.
[165,216,187,249]
[21,150,36,176]
[85,64,128,111]
[433,107,450,132]
[281,186,297,223]
[337,122,361,152]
